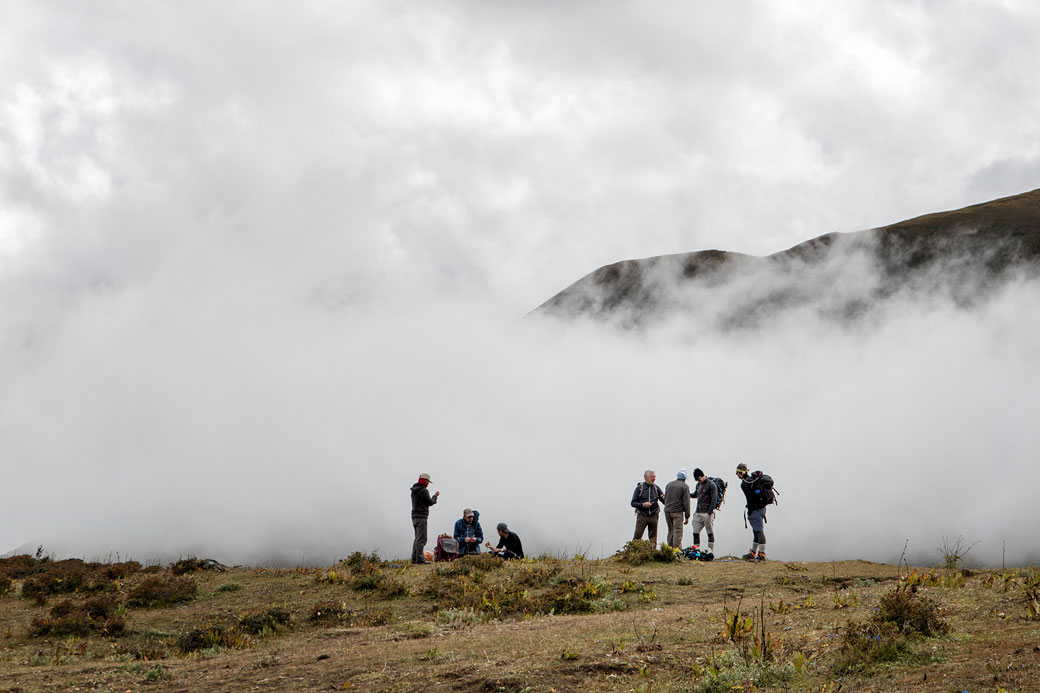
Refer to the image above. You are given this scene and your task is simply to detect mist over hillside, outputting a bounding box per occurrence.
[535,189,1040,331]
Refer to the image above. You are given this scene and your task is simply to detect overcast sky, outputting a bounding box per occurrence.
[2,1,1039,564]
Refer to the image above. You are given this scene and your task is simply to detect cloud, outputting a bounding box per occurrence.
[1,2,1039,566]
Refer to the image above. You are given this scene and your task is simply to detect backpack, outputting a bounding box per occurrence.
[752,474,776,506]
[684,546,714,562]
[434,535,459,562]
[708,477,727,511]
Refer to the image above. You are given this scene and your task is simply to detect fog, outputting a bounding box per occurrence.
[2,1,1040,567]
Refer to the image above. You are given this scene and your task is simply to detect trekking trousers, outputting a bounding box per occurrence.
[689,512,714,536]
[411,517,428,563]
[748,508,767,545]
[633,512,659,544]
[665,512,685,547]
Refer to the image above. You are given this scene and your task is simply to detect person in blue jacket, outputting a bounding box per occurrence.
[453,508,483,555]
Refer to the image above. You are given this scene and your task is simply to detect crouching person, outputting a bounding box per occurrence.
[453,508,483,555]
[486,523,524,559]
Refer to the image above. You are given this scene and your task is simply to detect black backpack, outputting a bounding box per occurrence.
[708,477,727,511]
[752,473,776,506]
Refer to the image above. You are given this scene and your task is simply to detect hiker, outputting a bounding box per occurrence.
[690,468,718,555]
[453,508,483,556]
[662,469,691,548]
[631,470,665,544]
[736,462,775,561]
[486,522,524,559]
[410,473,439,564]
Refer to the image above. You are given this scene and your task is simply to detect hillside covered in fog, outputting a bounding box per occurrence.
[534,189,1040,329]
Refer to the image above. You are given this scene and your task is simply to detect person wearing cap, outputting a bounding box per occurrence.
[453,508,484,556]
[631,470,665,544]
[736,463,774,561]
[662,469,691,548]
[410,473,440,564]
[486,523,524,559]
[690,468,718,555]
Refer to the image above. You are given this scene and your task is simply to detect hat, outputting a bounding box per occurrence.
[496,522,508,533]
[677,469,688,480]
[418,473,432,484]
[693,467,704,479]
[463,508,474,517]
[735,463,748,474]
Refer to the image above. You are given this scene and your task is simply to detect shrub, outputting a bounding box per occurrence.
[874,589,949,637]
[308,601,392,627]
[614,540,658,565]
[833,621,916,674]
[21,561,88,601]
[238,608,292,635]
[614,540,679,565]
[0,575,12,597]
[127,575,197,607]
[343,551,383,575]
[100,561,142,580]
[176,625,244,653]
[171,558,226,575]
[29,597,124,638]
[216,582,243,593]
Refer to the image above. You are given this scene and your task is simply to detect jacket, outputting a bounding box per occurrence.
[663,479,691,518]
[631,482,665,516]
[453,511,484,553]
[692,478,719,514]
[410,482,438,519]
[495,531,524,559]
[740,471,773,511]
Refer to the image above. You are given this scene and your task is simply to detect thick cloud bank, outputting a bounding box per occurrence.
[3,267,1039,567]
[2,1,1040,566]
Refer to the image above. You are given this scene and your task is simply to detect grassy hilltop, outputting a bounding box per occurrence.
[1,544,1039,692]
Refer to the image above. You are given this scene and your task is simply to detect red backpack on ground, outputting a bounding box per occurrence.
[434,534,460,561]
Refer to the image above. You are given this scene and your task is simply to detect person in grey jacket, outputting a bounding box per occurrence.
[662,469,692,548]
[631,470,665,544]
[410,473,439,564]
[690,468,718,554]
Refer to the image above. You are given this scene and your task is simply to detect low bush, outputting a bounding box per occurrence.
[0,575,11,597]
[238,607,292,635]
[614,540,681,565]
[833,621,917,674]
[171,558,226,575]
[127,575,197,608]
[216,582,243,593]
[176,625,246,653]
[874,588,949,637]
[343,551,383,575]
[308,601,392,627]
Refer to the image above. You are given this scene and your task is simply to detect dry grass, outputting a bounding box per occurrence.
[0,554,1038,691]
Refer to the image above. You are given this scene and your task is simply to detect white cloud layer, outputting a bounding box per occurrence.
[1,1,1039,566]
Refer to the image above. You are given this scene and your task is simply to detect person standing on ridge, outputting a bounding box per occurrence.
[736,462,775,561]
[631,470,665,544]
[663,469,691,548]
[410,473,439,564]
[453,508,483,556]
[690,468,718,555]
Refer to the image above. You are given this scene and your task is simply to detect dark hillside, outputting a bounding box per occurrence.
[534,188,1040,328]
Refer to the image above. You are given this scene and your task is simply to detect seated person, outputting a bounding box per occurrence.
[453,508,483,555]
[485,522,524,559]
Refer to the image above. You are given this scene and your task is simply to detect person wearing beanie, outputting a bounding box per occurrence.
[690,468,719,554]
[662,470,692,548]
[409,473,440,564]
[486,522,524,559]
[736,463,775,561]
[631,470,665,544]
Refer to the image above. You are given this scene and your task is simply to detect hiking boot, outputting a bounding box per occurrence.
[741,551,757,561]
[755,552,767,562]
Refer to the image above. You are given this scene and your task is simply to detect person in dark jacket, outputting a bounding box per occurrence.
[453,508,483,555]
[486,522,524,559]
[410,473,439,564]
[690,468,718,555]
[631,470,665,544]
[662,469,691,548]
[736,462,774,561]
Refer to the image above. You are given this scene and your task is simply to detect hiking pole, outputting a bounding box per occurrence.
[743,509,748,529]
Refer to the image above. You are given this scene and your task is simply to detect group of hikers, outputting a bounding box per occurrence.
[409,473,524,564]
[407,464,775,563]
[633,463,776,560]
